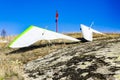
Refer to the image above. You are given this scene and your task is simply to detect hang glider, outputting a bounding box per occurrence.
[80,24,104,41]
[9,25,80,48]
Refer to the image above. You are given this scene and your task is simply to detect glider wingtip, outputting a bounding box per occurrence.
[80,24,83,26]
[8,43,15,48]
[73,39,80,42]
[8,46,13,48]
[8,42,14,48]
[76,39,80,42]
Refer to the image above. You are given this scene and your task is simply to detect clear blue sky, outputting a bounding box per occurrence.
[0,0,120,35]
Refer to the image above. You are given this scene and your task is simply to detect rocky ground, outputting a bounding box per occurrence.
[24,37,120,80]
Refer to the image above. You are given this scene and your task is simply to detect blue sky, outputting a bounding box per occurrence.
[0,0,120,35]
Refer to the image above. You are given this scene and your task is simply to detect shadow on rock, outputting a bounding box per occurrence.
[52,55,116,80]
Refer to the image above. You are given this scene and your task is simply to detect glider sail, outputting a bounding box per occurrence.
[9,25,79,48]
[91,28,103,35]
[80,24,104,41]
[81,24,93,41]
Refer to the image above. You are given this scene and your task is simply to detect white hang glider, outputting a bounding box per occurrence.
[80,24,104,41]
[9,25,80,48]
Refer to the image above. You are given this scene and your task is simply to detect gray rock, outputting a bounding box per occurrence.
[24,38,120,80]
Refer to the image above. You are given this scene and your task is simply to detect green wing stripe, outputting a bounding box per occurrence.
[9,25,34,47]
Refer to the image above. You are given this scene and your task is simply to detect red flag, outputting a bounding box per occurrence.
[56,11,58,20]
[56,11,58,32]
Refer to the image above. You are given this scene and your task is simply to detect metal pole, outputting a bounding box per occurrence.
[56,20,58,32]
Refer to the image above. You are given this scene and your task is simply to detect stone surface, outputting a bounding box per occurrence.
[24,38,120,80]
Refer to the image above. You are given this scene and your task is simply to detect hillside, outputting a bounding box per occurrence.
[0,33,120,80]
[24,35,120,80]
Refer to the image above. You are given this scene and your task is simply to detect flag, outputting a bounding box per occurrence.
[56,11,58,21]
[55,11,58,32]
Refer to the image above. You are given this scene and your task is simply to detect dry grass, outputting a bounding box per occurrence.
[0,33,120,80]
[0,55,23,79]
[66,32,120,40]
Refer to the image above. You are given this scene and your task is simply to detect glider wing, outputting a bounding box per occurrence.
[9,25,79,48]
[80,24,104,41]
[80,24,93,41]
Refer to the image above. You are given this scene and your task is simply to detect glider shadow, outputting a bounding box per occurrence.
[8,41,80,54]
[77,38,88,42]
